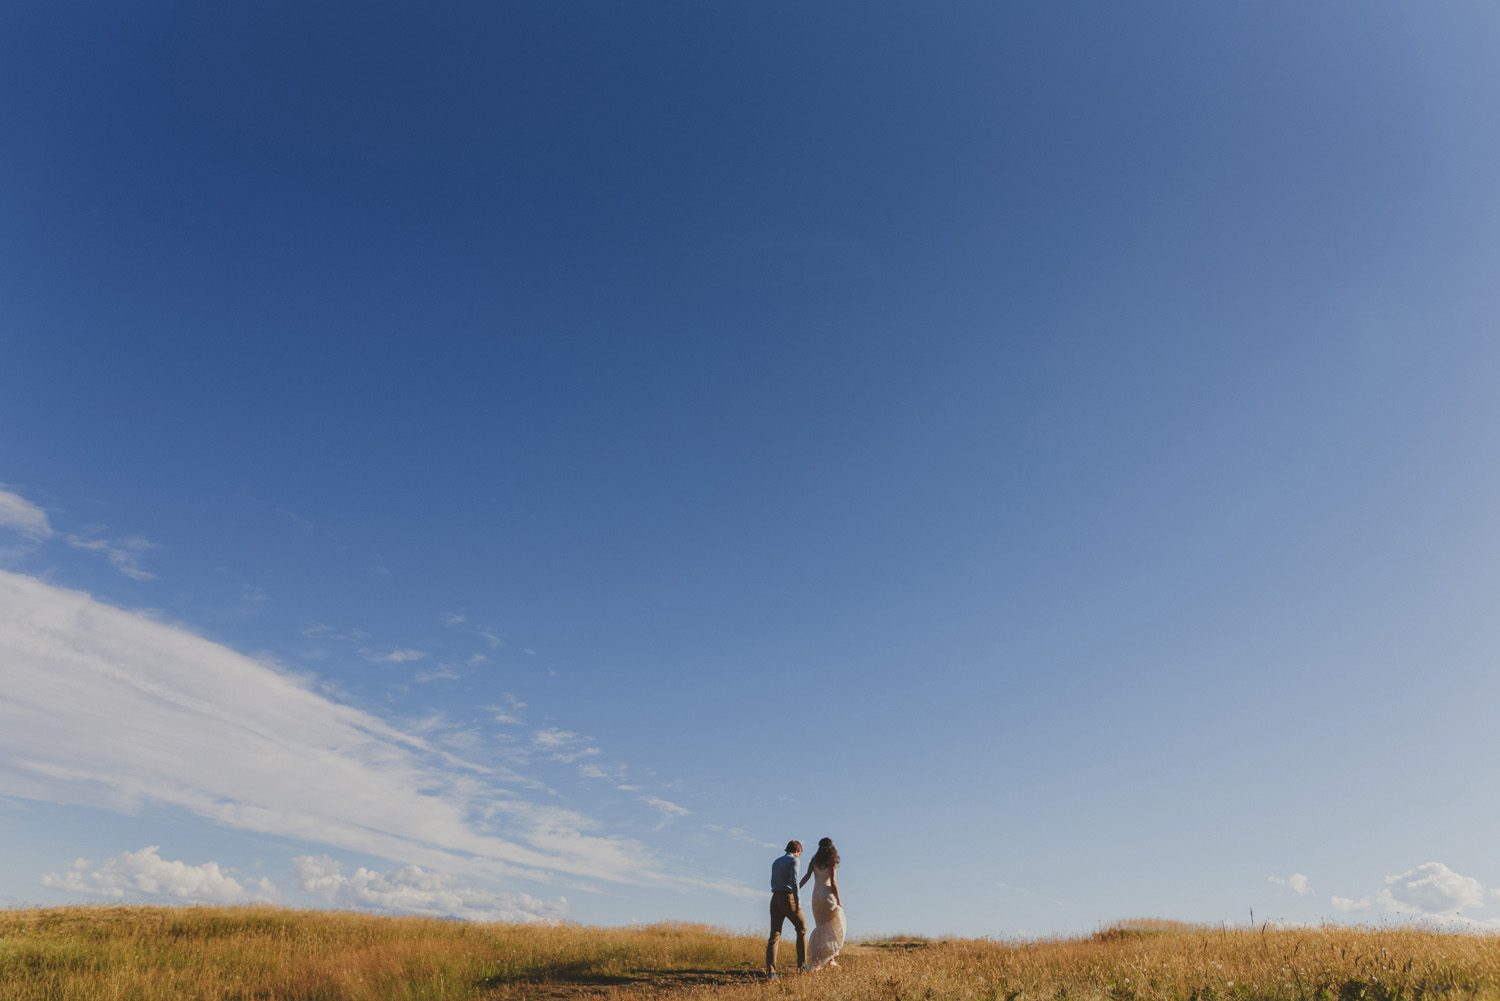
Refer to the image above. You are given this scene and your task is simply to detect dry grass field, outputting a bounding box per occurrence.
[3,908,1500,1001]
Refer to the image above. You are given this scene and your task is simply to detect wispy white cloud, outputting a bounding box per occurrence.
[294,854,564,923]
[64,531,156,580]
[534,728,600,764]
[484,694,527,726]
[300,623,370,642]
[1269,873,1312,896]
[0,570,749,898]
[640,796,689,817]
[42,846,275,904]
[467,653,488,667]
[534,728,580,750]
[361,647,429,663]
[1332,895,1372,913]
[579,762,627,782]
[1379,863,1486,915]
[640,796,691,829]
[413,664,460,683]
[284,511,317,534]
[444,613,503,650]
[702,824,774,849]
[0,486,52,540]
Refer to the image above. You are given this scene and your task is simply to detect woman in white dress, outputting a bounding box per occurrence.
[798,837,845,971]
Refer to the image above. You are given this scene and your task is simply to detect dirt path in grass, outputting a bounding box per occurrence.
[478,943,901,998]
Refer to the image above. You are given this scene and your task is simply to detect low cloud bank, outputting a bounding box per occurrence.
[42,846,274,905]
[294,855,566,923]
[1380,863,1486,916]
[1310,862,1498,927]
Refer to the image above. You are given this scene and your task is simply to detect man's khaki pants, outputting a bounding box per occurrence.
[766,891,806,972]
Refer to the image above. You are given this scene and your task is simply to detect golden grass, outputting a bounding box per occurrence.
[0,905,760,1000]
[5,907,1500,1001]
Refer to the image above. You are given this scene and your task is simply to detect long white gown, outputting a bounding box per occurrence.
[805,864,845,970]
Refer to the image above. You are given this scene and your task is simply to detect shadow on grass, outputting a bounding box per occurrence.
[864,940,931,951]
[477,961,765,994]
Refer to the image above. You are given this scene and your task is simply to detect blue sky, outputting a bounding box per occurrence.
[3,2,1500,936]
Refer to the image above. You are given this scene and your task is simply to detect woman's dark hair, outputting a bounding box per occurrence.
[811,837,839,870]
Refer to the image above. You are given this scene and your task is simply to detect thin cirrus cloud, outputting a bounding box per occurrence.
[704,824,779,851]
[413,664,461,683]
[63,532,157,581]
[640,796,691,831]
[0,486,53,540]
[0,484,153,579]
[361,646,429,663]
[534,728,601,764]
[42,846,275,905]
[0,569,754,903]
[440,611,503,650]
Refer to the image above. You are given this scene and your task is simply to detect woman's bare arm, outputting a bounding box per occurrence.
[830,863,840,907]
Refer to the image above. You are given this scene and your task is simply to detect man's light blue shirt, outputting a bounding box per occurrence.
[771,853,799,895]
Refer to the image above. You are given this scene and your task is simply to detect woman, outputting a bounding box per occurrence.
[798,837,845,970]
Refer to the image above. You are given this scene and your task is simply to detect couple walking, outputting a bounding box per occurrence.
[766,837,844,978]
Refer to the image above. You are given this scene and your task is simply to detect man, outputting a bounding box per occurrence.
[765,840,806,978]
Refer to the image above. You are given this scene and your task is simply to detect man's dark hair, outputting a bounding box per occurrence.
[785,840,802,854]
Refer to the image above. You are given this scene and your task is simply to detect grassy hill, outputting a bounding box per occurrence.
[3,906,1499,1000]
